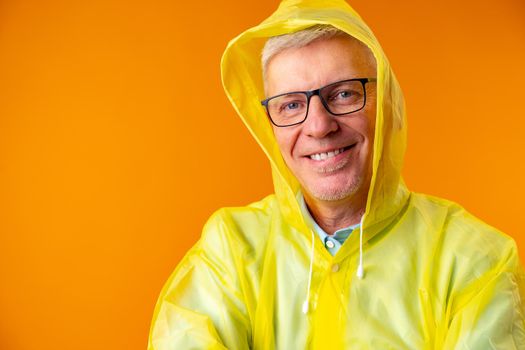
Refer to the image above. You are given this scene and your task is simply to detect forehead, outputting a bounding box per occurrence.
[265,36,377,96]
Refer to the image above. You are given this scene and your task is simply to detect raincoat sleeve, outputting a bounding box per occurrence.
[442,240,525,349]
[148,210,251,350]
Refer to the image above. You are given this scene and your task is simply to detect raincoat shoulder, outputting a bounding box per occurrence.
[408,193,525,348]
[147,196,278,350]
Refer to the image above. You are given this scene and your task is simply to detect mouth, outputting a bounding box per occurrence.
[307,144,356,161]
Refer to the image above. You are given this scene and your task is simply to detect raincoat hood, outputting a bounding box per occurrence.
[221,0,410,237]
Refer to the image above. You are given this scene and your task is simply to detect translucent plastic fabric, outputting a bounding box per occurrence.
[148,0,525,348]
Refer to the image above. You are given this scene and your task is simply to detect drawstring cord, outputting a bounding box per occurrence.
[302,229,315,314]
[357,214,366,279]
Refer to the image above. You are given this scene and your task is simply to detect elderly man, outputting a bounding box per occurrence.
[148,0,525,349]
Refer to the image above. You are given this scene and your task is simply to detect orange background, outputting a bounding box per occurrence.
[1,0,524,349]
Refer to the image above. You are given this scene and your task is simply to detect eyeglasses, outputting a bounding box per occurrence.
[261,78,376,127]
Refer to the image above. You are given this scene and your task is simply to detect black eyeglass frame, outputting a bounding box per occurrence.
[260,77,377,127]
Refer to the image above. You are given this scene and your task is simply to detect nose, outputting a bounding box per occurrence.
[302,95,339,138]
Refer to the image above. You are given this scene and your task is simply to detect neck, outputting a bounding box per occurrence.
[304,192,366,235]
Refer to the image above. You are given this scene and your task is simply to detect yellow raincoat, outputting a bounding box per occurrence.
[148,0,525,348]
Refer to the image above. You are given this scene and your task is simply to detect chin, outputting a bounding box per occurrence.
[307,175,363,202]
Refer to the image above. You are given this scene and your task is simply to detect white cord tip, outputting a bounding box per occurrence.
[302,300,309,314]
[357,264,364,279]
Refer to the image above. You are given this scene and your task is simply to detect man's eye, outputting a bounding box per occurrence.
[328,89,362,105]
[280,101,302,112]
[334,90,354,99]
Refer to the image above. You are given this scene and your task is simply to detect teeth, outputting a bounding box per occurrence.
[309,147,345,160]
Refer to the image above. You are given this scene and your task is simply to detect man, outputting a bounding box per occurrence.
[148,0,525,349]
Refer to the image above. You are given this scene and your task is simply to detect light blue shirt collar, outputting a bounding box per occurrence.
[298,193,360,256]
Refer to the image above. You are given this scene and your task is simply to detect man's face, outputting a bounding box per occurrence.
[265,36,377,206]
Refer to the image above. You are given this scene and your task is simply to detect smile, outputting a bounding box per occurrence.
[308,145,354,161]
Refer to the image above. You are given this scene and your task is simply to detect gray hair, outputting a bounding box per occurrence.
[261,25,357,81]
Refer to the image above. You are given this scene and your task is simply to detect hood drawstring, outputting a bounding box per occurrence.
[302,229,315,314]
[357,214,366,279]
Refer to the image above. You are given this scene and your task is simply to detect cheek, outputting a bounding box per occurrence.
[273,128,299,159]
[366,96,377,133]
[366,117,375,141]
[358,104,376,143]
[344,114,373,141]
